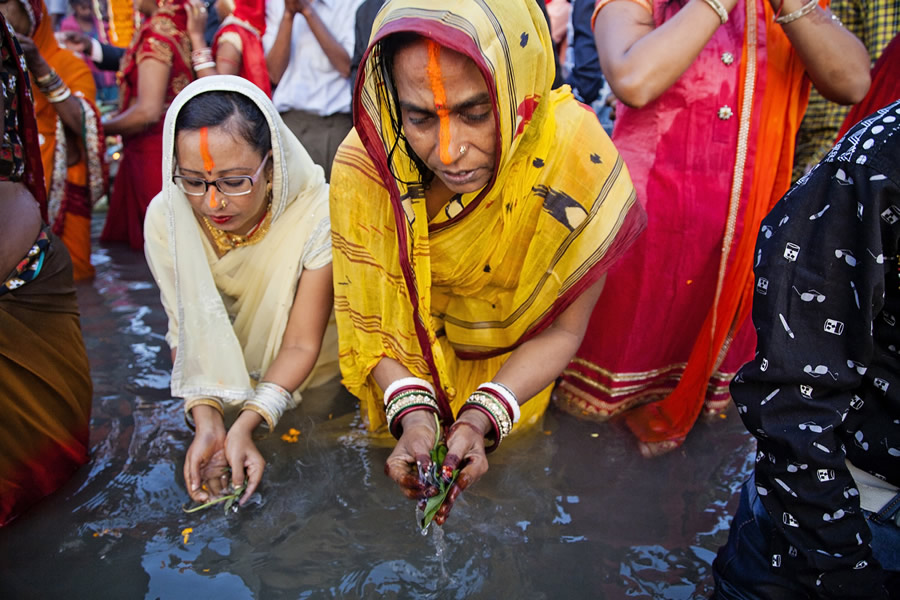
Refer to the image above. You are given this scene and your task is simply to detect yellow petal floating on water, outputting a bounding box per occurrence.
[181,527,193,545]
[289,428,300,436]
[590,433,599,438]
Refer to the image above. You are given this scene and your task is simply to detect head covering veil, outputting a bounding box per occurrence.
[331,0,644,425]
[146,75,336,404]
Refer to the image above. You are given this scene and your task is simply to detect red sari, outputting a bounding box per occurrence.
[100,0,193,250]
[556,0,816,455]
[212,0,271,97]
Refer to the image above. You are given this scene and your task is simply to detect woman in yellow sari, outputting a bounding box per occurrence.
[330,0,645,524]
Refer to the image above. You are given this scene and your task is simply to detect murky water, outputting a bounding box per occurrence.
[0,218,756,599]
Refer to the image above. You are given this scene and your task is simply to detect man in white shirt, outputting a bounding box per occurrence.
[264,0,362,181]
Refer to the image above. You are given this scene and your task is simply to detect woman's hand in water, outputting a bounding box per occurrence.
[434,411,492,525]
[224,412,266,505]
[184,405,228,503]
[385,410,439,500]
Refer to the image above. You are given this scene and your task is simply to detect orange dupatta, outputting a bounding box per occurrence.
[624,0,816,446]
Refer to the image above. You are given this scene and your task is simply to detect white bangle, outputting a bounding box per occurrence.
[193,61,217,71]
[241,381,297,430]
[382,376,435,407]
[479,382,521,424]
[701,0,729,24]
[774,0,818,24]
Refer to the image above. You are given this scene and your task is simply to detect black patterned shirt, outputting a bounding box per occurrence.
[733,99,900,599]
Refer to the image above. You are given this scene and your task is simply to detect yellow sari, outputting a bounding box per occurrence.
[330,0,645,433]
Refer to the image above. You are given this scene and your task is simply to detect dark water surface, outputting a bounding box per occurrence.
[0,219,756,599]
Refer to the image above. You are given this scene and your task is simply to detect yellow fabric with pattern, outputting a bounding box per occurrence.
[330,0,644,432]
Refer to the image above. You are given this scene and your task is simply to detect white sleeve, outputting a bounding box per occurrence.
[262,0,285,53]
[300,213,333,273]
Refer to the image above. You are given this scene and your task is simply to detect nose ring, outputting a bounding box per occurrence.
[459,145,467,155]
[220,197,228,209]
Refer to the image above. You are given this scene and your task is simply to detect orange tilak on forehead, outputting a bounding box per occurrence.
[199,127,217,208]
[426,40,453,165]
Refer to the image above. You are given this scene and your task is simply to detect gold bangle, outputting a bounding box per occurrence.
[184,396,225,430]
[47,86,71,104]
[35,69,57,86]
[774,0,818,24]
[701,0,729,24]
[240,402,276,431]
[185,396,225,417]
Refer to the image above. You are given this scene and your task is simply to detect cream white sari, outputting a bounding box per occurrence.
[144,75,339,407]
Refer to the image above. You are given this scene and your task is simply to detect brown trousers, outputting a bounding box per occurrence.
[280,110,353,182]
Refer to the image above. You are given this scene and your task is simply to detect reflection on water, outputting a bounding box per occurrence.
[0,220,755,599]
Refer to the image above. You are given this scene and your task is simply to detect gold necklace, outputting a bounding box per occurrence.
[202,206,273,254]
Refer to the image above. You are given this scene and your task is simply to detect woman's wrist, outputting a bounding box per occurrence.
[192,403,225,433]
[399,409,439,434]
[231,409,263,434]
[455,409,492,437]
[27,55,52,79]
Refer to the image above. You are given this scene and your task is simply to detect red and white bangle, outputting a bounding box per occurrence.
[383,377,439,439]
[478,382,520,424]
[382,376,435,407]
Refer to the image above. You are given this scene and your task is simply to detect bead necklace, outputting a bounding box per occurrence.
[202,204,272,254]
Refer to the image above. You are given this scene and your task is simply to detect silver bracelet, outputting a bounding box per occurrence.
[774,0,818,24]
[241,381,297,430]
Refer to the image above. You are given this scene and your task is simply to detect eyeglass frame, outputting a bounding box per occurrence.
[172,151,272,197]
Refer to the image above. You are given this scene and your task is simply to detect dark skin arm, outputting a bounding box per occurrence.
[16,35,86,147]
[102,58,170,137]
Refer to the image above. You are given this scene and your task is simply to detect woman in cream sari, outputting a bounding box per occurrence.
[331,0,645,524]
[144,75,338,505]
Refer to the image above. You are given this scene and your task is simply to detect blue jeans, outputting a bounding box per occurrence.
[712,473,900,599]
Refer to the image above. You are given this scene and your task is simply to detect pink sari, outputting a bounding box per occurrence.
[556,0,815,455]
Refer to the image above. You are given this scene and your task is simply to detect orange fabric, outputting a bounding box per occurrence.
[59,213,95,280]
[592,0,653,29]
[624,0,818,445]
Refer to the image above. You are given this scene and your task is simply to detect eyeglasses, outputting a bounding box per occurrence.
[172,151,271,197]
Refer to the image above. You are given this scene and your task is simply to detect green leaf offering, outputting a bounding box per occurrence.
[182,481,247,515]
[419,414,459,530]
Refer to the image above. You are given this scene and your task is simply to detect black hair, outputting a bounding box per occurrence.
[371,31,434,187]
[174,90,271,158]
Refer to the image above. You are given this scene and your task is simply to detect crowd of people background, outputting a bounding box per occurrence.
[0,0,897,597]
